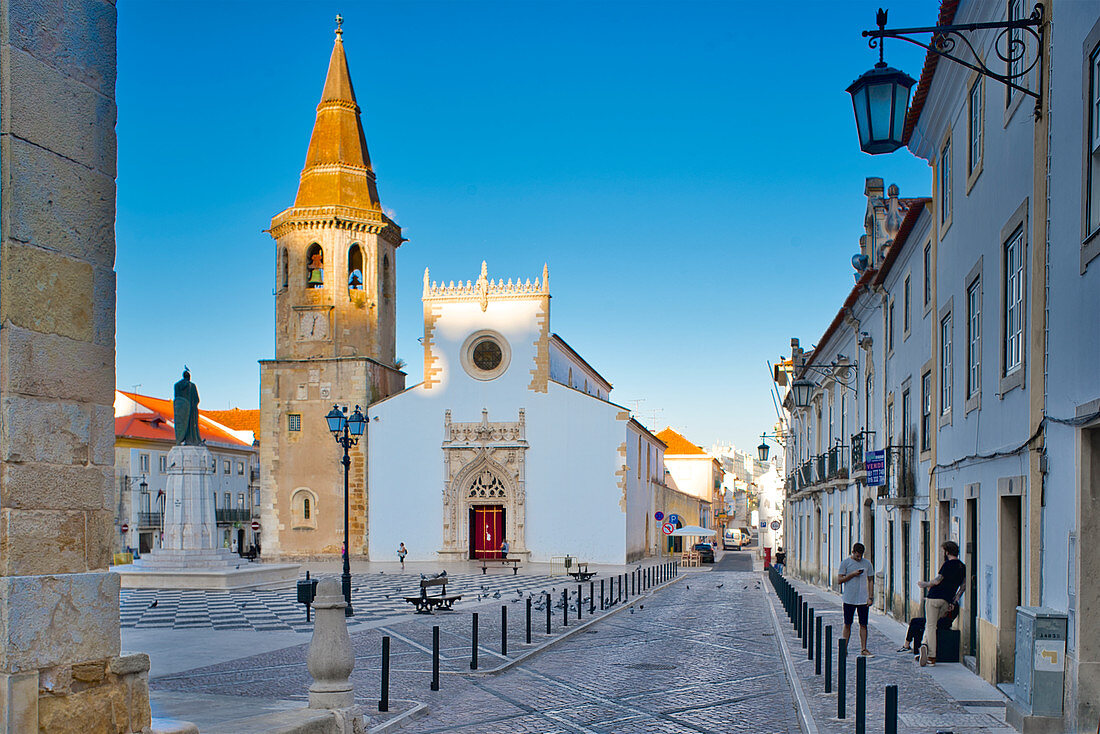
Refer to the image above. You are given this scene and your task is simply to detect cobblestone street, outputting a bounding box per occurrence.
[151,564,802,732]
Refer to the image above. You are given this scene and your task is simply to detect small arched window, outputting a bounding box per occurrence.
[303,497,311,519]
[280,248,289,291]
[291,488,317,529]
[348,244,364,291]
[306,244,324,288]
[382,253,392,299]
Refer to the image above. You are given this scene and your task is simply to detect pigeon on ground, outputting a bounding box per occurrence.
[630,608,635,614]
[148,600,158,609]
[379,571,384,574]
[685,585,690,590]
[639,605,644,610]
[717,584,724,588]
[492,591,501,599]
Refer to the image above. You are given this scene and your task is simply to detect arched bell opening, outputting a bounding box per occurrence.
[306,243,324,288]
[279,247,289,292]
[348,243,364,291]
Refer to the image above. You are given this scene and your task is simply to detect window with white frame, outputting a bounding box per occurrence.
[967,278,982,398]
[902,389,911,446]
[939,140,952,225]
[1087,44,1100,237]
[865,373,873,435]
[158,454,167,473]
[888,301,895,352]
[921,372,931,452]
[968,78,983,174]
[923,244,932,307]
[1005,230,1025,374]
[139,453,149,473]
[903,275,911,333]
[941,314,953,414]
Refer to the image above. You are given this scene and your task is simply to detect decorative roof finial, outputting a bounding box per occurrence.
[335,13,344,39]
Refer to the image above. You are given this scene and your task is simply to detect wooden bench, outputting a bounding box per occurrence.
[403,573,462,614]
[566,562,596,582]
[480,557,522,575]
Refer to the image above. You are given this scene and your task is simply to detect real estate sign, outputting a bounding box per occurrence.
[865,449,886,486]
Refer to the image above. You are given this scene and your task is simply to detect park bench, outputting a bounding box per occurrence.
[566,562,596,582]
[480,557,522,575]
[403,573,462,614]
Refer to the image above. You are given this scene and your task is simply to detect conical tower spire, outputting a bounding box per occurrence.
[293,20,381,210]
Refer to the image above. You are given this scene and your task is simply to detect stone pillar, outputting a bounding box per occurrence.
[307,579,355,710]
[162,445,218,551]
[0,2,150,731]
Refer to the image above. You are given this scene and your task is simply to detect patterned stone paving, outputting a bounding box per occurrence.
[152,569,803,733]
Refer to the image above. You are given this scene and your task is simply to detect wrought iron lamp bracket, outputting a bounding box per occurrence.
[801,363,858,394]
[863,4,1044,112]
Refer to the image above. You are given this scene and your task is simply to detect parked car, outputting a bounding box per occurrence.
[692,542,716,563]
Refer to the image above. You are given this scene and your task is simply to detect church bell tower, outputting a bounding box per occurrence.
[259,19,405,559]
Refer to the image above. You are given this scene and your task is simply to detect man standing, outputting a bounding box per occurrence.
[837,542,875,656]
[917,540,966,667]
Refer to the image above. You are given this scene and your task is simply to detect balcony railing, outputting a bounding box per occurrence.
[881,445,915,505]
[813,454,826,484]
[827,444,849,480]
[137,511,163,527]
[850,432,865,471]
[215,509,252,524]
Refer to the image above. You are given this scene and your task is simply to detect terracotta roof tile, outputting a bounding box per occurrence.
[655,428,707,456]
[117,391,252,448]
[202,408,260,439]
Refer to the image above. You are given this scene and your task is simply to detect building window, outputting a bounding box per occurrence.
[888,300,895,352]
[224,492,231,510]
[223,460,230,474]
[1004,229,1025,375]
[865,374,873,435]
[461,330,511,381]
[238,493,245,508]
[288,414,301,432]
[279,247,288,291]
[1087,43,1100,239]
[304,497,311,520]
[901,389,911,446]
[941,313,953,415]
[921,372,931,452]
[382,254,392,299]
[237,461,245,475]
[923,243,932,307]
[139,453,149,473]
[939,139,952,227]
[903,275,911,334]
[887,401,895,448]
[158,455,167,473]
[967,278,982,398]
[968,78,983,175]
[347,243,364,291]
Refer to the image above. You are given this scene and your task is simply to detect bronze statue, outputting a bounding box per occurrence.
[173,368,203,445]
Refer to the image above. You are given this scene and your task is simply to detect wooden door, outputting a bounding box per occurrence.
[470,505,504,559]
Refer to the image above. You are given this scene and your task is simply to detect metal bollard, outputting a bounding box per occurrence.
[600,579,605,610]
[838,637,848,719]
[631,570,636,596]
[856,654,866,734]
[501,605,508,656]
[590,581,595,614]
[431,625,440,691]
[619,574,624,603]
[545,592,551,634]
[526,597,532,644]
[577,584,582,621]
[815,615,822,674]
[885,684,898,734]
[807,607,814,658]
[824,625,833,693]
[470,613,479,670]
[378,636,390,712]
[562,590,568,626]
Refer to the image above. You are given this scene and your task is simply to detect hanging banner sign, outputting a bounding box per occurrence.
[865,449,886,486]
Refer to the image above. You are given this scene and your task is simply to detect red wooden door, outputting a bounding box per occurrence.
[471,505,504,559]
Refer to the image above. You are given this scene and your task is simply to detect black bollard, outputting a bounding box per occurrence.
[631,570,635,596]
[545,592,551,634]
[501,605,508,656]
[815,615,822,673]
[807,607,814,658]
[856,653,866,734]
[562,589,568,627]
[838,637,848,719]
[590,581,595,614]
[470,613,479,670]
[431,625,440,691]
[600,579,605,610]
[885,684,898,734]
[378,636,390,712]
[526,597,532,644]
[619,574,624,603]
[575,584,581,621]
[824,625,833,693]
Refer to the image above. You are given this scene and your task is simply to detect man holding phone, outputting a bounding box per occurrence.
[837,542,875,656]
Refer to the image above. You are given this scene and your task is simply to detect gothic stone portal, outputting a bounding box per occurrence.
[440,409,528,560]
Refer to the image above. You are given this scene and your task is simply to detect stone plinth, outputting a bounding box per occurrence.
[162,445,218,551]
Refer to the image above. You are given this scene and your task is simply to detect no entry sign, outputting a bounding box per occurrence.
[662,522,675,535]
[251,520,261,531]
[120,523,129,533]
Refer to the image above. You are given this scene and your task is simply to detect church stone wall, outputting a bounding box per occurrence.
[0,1,151,730]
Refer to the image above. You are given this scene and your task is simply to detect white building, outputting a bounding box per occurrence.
[367,262,678,564]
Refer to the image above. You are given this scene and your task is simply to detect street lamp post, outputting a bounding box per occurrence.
[325,404,366,617]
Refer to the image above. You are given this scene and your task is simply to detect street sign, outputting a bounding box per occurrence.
[865,449,886,486]
[654,511,664,521]
[770,520,782,530]
[120,523,129,533]
[760,521,767,528]
[669,514,679,524]
[251,520,261,531]
[662,522,675,535]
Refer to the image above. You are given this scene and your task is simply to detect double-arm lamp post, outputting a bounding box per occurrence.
[325,404,366,617]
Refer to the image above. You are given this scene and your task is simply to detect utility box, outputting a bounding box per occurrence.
[1011,606,1067,718]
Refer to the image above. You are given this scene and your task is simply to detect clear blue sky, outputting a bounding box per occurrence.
[116,0,934,453]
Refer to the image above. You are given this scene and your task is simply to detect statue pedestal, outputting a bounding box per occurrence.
[115,445,298,590]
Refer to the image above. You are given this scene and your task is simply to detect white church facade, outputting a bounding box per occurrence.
[367,263,670,564]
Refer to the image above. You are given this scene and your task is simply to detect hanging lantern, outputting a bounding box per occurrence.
[847,62,915,154]
[792,378,816,408]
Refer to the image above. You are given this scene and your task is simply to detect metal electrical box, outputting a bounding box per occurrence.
[1011,606,1067,718]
